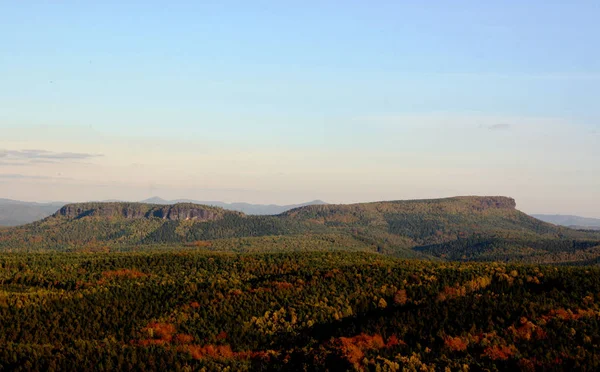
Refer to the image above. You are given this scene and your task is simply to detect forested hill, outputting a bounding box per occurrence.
[0,202,321,252]
[1,196,599,263]
[283,196,544,243]
[55,202,232,221]
[0,198,328,227]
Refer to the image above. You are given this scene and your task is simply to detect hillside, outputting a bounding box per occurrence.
[0,202,320,252]
[0,198,328,226]
[284,196,553,244]
[1,196,599,262]
[282,196,600,262]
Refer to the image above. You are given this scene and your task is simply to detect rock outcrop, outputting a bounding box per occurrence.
[474,196,516,210]
[56,202,227,221]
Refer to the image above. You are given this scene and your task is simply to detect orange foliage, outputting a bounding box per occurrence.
[136,322,267,363]
[534,327,548,340]
[174,333,195,344]
[102,268,147,280]
[190,301,201,309]
[444,336,469,352]
[137,338,169,346]
[393,289,408,305]
[542,308,597,322]
[508,317,547,342]
[437,285,466,301]
[483,345,517,361]
[272,281,294,290]
[386,334,406,348]
[518,358,536,372]
[248,287,272,293]
[343,334,385,350]
[181,345,276,362]
[437,276,491,302]
[75,280,94,290]
[184,344,235,360]
[323,269,342,279]
[135,319,271,363]
[29,236,44,244]
[331,333,386,366]
[143,322,176,342]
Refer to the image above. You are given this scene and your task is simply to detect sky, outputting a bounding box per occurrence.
[1,1,599,216]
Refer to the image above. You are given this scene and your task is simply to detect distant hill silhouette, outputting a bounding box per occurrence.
[532,214,600,230]
[139,197,327,215]
[0,199,65,227]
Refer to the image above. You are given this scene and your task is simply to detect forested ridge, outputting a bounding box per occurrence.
[1,251,600,371]
[1,196,599,264]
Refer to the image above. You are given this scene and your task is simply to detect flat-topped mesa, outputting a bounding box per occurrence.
[56,202,227,221]
[283,196,518,217]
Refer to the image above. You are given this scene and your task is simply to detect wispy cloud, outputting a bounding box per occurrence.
[4,149,102,160]
[0,162,32,167]
[487,124,511,131]
[0,173,74,181]
[0,174,54,180]
[0,149,102,166]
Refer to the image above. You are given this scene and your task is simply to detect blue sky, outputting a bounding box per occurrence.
[1,1,599,215]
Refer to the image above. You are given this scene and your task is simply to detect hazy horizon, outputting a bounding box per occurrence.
[2,2,599,217]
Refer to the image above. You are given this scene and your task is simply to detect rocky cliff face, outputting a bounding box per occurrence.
[152,205,221,221]
[56,203,227,221]
[470,196,517,210]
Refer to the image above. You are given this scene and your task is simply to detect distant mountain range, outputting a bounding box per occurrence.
[0,199,66,227]
[532,214,600,230]
[139,197,327,216]
[0,197,327,226]
[2,196,599,264]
